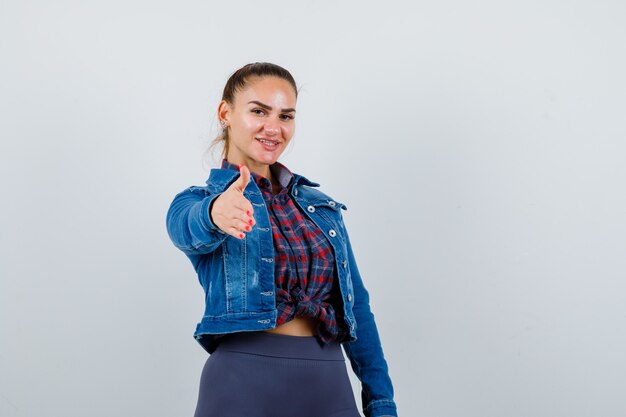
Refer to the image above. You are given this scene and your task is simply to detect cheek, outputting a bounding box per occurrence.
[237,115,261,132]
[283,124,295,137]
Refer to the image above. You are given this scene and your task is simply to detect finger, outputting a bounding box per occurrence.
[242,203,255,224]
[233,218,253,233]
[230,208,255,227]
[239,164,251,189]
[227,225,246,239]
[227,201,253,217]
[230,163,251,193]
[234,198,255,223]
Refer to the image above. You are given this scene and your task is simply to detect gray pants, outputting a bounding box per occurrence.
[193,331,361,417]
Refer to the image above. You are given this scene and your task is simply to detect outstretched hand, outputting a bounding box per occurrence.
[210,164,256,239]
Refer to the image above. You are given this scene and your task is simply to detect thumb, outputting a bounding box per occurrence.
[230,163,251,193]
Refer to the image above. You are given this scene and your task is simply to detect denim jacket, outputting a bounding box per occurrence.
[165,167,398,417]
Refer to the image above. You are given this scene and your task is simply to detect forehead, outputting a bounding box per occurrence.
[235,76,296,105]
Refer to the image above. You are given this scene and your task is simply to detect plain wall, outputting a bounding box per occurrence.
[1,1,625,416]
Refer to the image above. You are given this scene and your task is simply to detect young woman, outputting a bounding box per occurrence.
[166,62,398,417]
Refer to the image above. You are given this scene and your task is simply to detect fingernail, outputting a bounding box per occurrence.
[246,210,250,216]
[248,219,253,225]
[239,233,244,238]
[245,225,251,231]
[238,163,244,169]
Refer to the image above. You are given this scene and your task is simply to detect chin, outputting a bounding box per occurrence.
[256,154,282,165]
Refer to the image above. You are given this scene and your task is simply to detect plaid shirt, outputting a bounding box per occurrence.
[221,158,350,345]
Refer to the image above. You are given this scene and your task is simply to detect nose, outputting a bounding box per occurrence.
[264,120,280,136]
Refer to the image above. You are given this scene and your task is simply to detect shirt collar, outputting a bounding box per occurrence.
[206,160,321,190]
[220,158,294,192]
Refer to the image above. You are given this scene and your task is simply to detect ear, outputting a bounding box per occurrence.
[217,99,231,126]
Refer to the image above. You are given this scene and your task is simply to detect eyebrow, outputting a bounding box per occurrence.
[248,100,296,113]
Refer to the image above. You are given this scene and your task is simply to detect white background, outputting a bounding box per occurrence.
[1,1,625,416]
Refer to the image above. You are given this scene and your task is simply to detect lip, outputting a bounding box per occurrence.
[255,137,280,144]
[255,137,281,151]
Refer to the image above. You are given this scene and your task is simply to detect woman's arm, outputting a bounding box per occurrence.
[340,219,399,417]
[165,186,229,256]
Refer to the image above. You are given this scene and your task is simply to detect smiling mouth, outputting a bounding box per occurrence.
[255,137,280,148]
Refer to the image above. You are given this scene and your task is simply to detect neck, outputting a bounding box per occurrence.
[225,156,273,183]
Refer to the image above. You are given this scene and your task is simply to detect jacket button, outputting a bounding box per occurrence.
[347,293,352,302]
[307,205,315,212]
[328,229,336,237]
[328,200,336,207]
[342,260,347,268]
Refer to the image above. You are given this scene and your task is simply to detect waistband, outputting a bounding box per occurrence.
[214,331,345,361]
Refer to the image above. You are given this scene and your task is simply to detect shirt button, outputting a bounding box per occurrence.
[342,260,347,268]
[347,294,352,302]
[307,205,315,213]
[329,229,336,237]
[328,200,336,207]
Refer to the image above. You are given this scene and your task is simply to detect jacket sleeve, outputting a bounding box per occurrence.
[340,219,399,417]
[165,186,229,255]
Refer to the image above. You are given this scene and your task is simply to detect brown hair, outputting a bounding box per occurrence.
[207,62,299,162]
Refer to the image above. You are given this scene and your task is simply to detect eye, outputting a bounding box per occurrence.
[251,108,266,115]
[281,114,294,120]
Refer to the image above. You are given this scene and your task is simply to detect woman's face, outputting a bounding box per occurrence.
[220,76,297,169]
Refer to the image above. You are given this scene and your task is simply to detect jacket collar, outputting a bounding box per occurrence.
[205,160,320,189]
